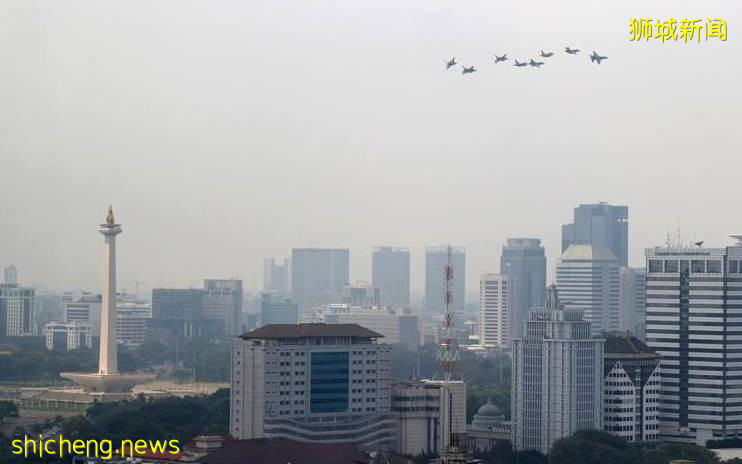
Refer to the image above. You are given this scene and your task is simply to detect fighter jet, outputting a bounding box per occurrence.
[590,51,608,64]
[565,46,580,54]
[494,54,508,63]
[540,50,554,58]
[529,59,544,68]
[513,60,527,67]
[462,65,476,74]
[446,57,457,69]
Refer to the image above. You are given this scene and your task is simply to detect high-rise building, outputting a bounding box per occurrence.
[342,281,380,307]
[264,258,290,293]
[63,292,102,337]
[2,265,17,286]
[0,284,35,338]
[151,288,206,339]
[619,268,647,338]
[562,203,629,266]
[260,292,298,326]
[556,244,620,334]
[645,242,742,444]
[45,320,93,351]
[500,238,546,336]
[291,248,349,314]
[478,274,516,349]
[203,279,243,337]
[230,323,395,447]
[372,247,410,308]
[392,380,466,455]
[318,305,419,350]
[115,300,151,347]
[511,286,604,454]
[425,247,465,316]
[603,332,660,443]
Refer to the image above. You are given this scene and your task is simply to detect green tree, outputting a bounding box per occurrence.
[0,400,19,423]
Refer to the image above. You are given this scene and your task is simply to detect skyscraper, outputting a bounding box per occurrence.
[230,323,395,447]
[151,288,205,339]
[260,292,298,326]
[0,284,35,338]
[372,247,410,308]
[478,274,516,349]
[618,267,647,338]
[203,279,243,337]
[562,203,629,266]
[556,244,620,334]
[645,242,742,444]
[500,238,546,334]
[511,286,604,454]
[425,247,465,316]
[2,265,17,286]
[291,248,349,313]
[264,257,290,293]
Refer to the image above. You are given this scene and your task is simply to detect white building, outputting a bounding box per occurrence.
[0,284,35,337]
[556,244,620,334]
[603,333,660,442]
[511,286,604,454]
[313,304,419,350]
[392,380,466,456]
[116,301,151,347]
[479,274,516,350]
[2,265,17,286]
[230,323,395,447]
[63,292,102,337]
[646,242,742,444]
[45,320,93,351]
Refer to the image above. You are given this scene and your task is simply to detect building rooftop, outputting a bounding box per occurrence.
[240,323,383,340]
[475,399,502,417]
[604,332,656,357]
[201,438,368,464]
[560,244,618,261]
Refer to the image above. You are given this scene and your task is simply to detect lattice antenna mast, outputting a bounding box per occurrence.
[435,245,460,381]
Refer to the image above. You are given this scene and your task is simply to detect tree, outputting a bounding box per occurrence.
[0,400,19,423]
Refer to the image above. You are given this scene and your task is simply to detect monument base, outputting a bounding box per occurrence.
[60,372,156,393]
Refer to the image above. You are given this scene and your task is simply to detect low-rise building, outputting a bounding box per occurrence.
[45,320,93,351]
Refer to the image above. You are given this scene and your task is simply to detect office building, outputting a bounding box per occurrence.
[342,281,380,307]
[3,265,17,286]
[478,274,516,349]
[511,286,604,454]
[45,320,93,351]
[392,379,466,455]
[63,292,102,337]
[0,284,35,338]
[556,244,620,334]
[425,247,465,316]
[619,267,647,339]
[203,279,243,337]
[562,203,629,266]
[264,258,290,293]
[291,248,349,313]
[372,247,410,308]
[116,300,151,347]
[317,305,419,350]
[230,323,395,447]
[260,293,298,326]
[603,333,660,442]
[500,238,546,337]
[151,288,206,339]
[645,242,742,444]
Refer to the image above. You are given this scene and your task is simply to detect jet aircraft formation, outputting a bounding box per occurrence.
[448,46,608,75]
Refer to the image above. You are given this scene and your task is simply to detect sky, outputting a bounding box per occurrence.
[1,0,740,301]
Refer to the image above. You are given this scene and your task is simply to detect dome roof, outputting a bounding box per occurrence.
[475,399,501,417]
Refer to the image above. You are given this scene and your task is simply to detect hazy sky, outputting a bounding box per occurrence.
[1,0,740,300]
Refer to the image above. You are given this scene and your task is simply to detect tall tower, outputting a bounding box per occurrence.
[98,206,122,375]
[435,246,460,381]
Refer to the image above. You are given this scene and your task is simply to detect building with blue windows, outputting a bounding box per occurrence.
[230,323,395,447]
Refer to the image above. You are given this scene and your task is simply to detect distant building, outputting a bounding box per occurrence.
[618,268,647,339]
[230,323,395,447]
[45,320,92,351]
[2,265,17,286]
[203,279,243,337]
[342,282,380,307]
[63,292,102,337]
[116,300,151,347]
[603,332,660,442]
[562,203,629,267]
[200,438,369,464]
[556,244,620,334]
[264,258,290,293]
[467,399,510,452]
[291,249,349,314]
[392,380,466,456]
[151,288,207,339]
[646,243,742,444]
[511,286,604,454]
[260,293,298,326]
[425,247,465,316]
[500,238,546,337]
[0,284,35,338]
[478,274,516,350]
[372,247,410,308]
[317,305,419,350]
